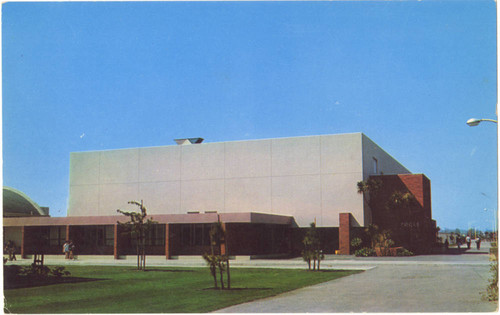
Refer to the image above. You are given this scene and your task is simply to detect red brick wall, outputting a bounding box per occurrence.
[368,174,435,252]
[339,213,351,255]
[370,174,432,221]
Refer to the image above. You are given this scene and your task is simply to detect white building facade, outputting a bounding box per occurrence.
[68,133,410,228]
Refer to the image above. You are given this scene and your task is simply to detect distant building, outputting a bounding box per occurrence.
[3,133,436,259]
[3,186,49,218]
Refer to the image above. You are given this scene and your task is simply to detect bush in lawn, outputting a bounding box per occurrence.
[4,264,71,284]
[396,248,414,256]
[51,266,71,278]
[354,247,376,257]
[351,237,363,251]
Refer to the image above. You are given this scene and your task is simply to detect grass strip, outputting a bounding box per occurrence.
[4,265,361,313]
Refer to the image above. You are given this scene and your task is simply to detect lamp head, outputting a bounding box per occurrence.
[467,118,481,126]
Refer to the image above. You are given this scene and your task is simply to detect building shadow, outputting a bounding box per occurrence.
[142,269,195,273]
[201,287,272,291]
[4,276,104,290]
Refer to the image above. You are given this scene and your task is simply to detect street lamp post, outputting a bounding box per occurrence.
[467,114,498,241]
[466,118,498,126]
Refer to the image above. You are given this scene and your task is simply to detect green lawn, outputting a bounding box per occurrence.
[4,265,361,313]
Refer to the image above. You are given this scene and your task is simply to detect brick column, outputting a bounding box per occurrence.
[21,226,26,258]
[220,223,227,256]
[66,225,70,241]
[339,213,351,255]
[165,224,171,259]
[114,224,119,259]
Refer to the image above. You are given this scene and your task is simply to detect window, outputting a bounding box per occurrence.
[105,226,114,246]
[146,224,165,246]
[180,224,210,247]
[49,226,66,246]
[372,157,378,174]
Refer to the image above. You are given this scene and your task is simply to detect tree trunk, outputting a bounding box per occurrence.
[226,258,231,289]
[142,231,146,271]
[219,261,225,290]
[307,259,311,270]
[136,239,140,270]
[142,248,146,271]
[212,265,218,289]
[318,258,321,271]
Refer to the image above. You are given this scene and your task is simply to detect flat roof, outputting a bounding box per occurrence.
[3,212,297,227]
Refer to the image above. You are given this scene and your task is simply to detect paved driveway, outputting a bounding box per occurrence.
[217,251,498,313]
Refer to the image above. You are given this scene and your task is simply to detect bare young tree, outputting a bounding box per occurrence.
[117,200,157,271]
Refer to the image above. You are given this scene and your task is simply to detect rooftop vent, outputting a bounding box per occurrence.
[174,138,204,145]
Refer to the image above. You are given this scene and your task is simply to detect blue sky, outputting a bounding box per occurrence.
[3,1,497,230]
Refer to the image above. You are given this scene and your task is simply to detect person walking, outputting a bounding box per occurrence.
[63,241,70,259]
[5,240,16,261]
[476,238,481,250]
[466,235,471,249]
[69,241,75,260]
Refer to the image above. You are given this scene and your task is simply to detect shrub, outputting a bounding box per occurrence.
[484,244,498,301]
[354,247,376,257]
[51,266,71,278]
[4,264,23,282]
[350,237,363,250]
[4,264,70,281]
[485,261,498,301]
[396,248,414,256]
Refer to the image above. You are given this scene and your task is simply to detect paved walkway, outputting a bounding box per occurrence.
[216,246,498,313]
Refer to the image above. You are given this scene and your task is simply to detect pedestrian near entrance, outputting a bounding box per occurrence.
[466,236,471,249]
[4,240,17,261]
[69,241,75,260]
[63,241,70,259]
[476,238,481,250]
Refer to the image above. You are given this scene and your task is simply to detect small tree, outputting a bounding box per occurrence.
[357,178,382,206]
[117,200,157,271]
[203,220,231,289]
[202,253,219,289]
[302,223,323,271]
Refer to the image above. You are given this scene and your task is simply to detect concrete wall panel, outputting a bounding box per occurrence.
[139,181,181,215]
[100,149,139,184]
[180,179,225,213]
[139,146,181,182]
[272,136,321,176]
[272,175,321,227]
[99,183,140,216]
[225,140,272,178]
[225,177,272,212]
[68,185,99,216]
[69,152,100,185]
[181,143,225,180]
[321,173,365,227]
[320,134,362,174]
[362,134,410,179]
